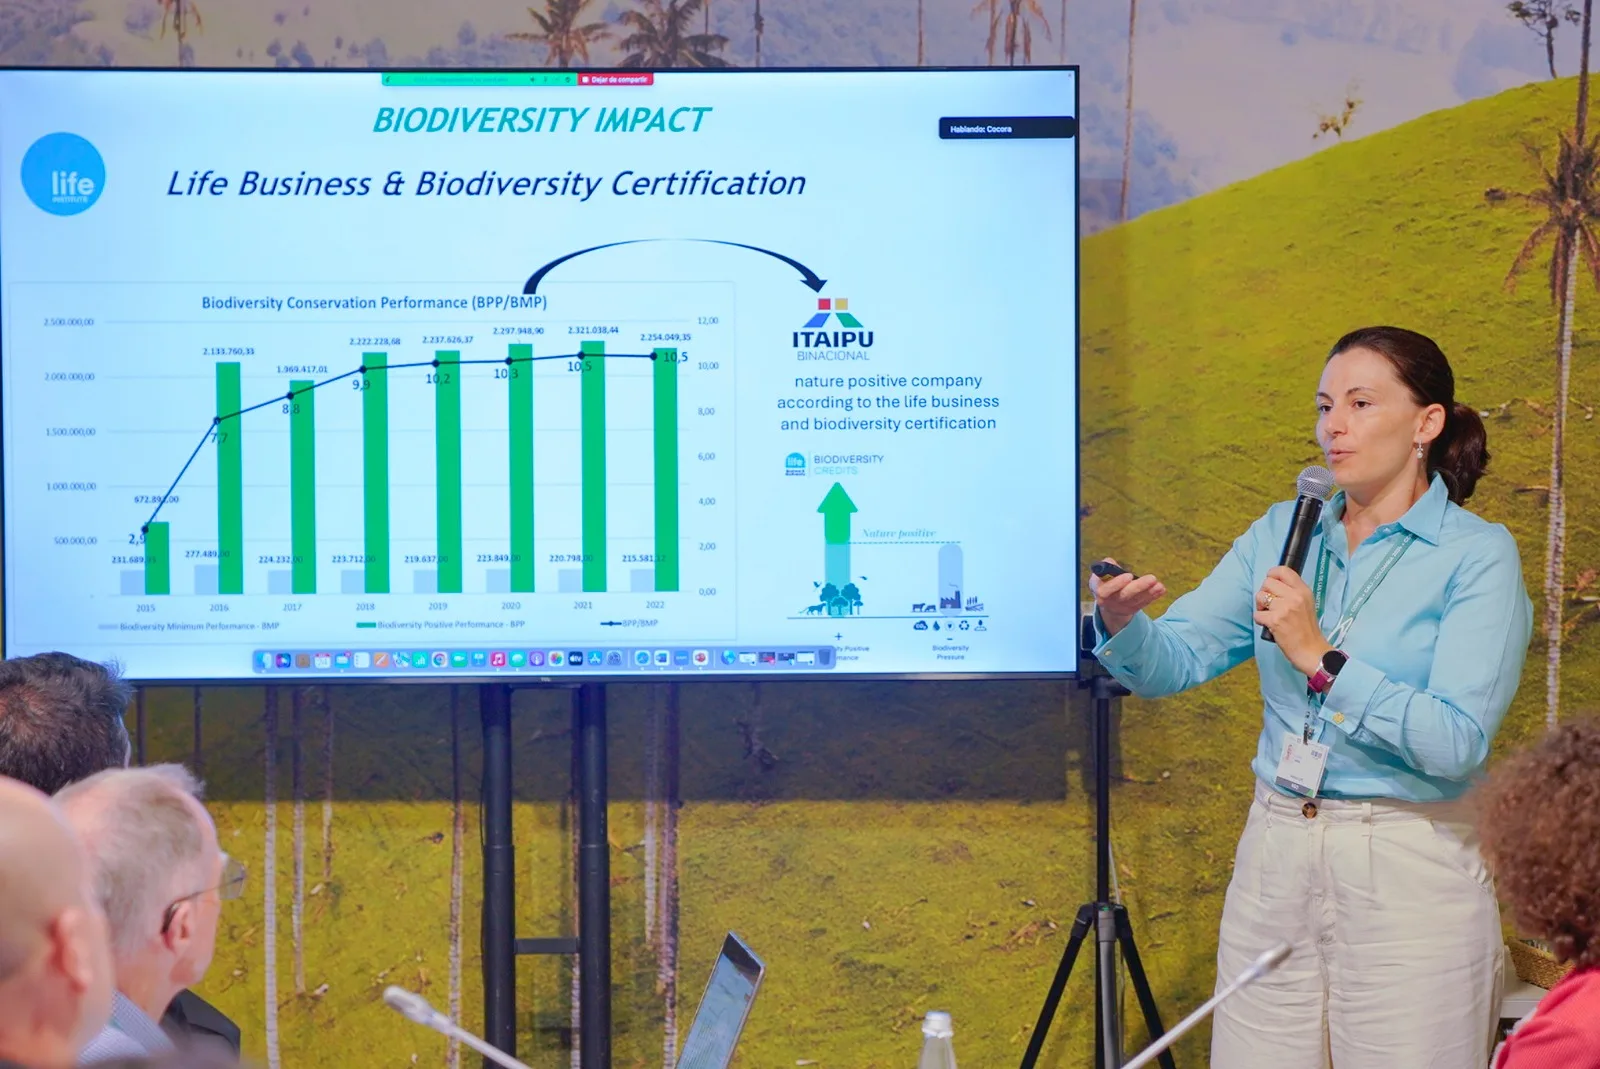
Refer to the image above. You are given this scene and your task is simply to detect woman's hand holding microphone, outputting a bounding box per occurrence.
[1252,566,1333,676]
[1091,560,1332,677]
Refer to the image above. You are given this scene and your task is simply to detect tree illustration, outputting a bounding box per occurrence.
[841,581,862,612]
[618,0,730,67]
[1510,0,1582,78]
[1119,0,1139,221]
[753,0,763,66]
[508,0,612,67]
[1499,0,1598,728]
[973,0,998,64]
[997,0,1051,65]
[819,582,839,606]
[158,0,201,66]
[1313,85,1362,141]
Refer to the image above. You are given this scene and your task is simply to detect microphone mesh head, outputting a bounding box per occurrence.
[1296,465,1336,501]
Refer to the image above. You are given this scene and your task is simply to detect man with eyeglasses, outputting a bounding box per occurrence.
[54,766,243,1064]
[0,653,239,1056]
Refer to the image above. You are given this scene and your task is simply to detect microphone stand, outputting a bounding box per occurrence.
[1121,945,1291,1069]
[1018,656,1175,1069]
[387,987,537,1069]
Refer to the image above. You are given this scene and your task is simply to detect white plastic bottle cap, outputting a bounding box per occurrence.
[922,1011,953,1039]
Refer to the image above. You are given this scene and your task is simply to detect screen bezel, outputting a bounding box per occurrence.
[0,64,1081,685]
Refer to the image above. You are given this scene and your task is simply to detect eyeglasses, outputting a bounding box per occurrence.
[160,852,247,935]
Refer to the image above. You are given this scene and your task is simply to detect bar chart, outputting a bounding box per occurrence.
[18,279,737,647]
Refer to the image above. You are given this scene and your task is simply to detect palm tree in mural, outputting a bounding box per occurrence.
[157,0,200,66]
[1119,0,1139,221]
[973,0,999,64]
[508,0,612,67]
[1007,0,1052,64]
[1500,0,1598,728]
[753,0,764,67]
[618,0,730,67]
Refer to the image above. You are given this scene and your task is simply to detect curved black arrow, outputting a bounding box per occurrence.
[522,238,827,294]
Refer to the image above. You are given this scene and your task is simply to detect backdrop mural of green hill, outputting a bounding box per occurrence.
[112,75,1591,1069]
[2,1,1590,1065]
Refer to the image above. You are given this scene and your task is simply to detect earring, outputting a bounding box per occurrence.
[1415,443,1425,459]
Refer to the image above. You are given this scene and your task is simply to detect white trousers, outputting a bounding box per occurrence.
[1209,781,1504,1069]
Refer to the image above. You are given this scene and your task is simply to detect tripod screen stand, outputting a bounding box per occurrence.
[1019,663,1176,1069]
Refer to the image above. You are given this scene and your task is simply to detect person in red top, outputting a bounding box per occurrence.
[1479,719,1600,1068]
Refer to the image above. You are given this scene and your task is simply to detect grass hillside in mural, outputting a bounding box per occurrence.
[30,67,1599,1069]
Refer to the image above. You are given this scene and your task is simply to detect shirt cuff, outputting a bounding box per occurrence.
[1092,609,1154,678]
[1319,655,1383,736]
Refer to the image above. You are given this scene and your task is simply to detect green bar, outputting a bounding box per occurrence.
[653,348,680,591]
[581,341,606,592]
[216,363,243,594]
[356,621,377,629]
[144,522,170,596]
[382,71,578,87]
[435,351,463,595]
[289,380,316,594]
[508,344,535,593]
[362,355,390,594]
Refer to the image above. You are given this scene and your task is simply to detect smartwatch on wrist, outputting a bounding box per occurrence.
[1307,649,1348,695]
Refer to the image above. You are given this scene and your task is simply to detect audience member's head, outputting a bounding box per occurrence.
[0,776,115,1069]
[1478,718,1600,970]
[0,654,131,794]
[55,767,237,1029]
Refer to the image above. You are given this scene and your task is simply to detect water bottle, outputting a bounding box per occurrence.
[917,1011,957,1069]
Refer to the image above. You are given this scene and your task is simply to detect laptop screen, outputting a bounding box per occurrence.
[677,934,765,1069]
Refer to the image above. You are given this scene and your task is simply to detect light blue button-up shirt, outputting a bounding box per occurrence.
[1094,475,1532,801]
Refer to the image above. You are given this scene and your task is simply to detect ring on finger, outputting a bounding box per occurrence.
[1261,592,1276,609]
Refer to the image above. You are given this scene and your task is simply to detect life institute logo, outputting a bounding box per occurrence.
[792,296,874,357]
[21,133,105,216]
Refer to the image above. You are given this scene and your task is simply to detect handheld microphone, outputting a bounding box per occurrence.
[1121,943,1292,1069]
[1262,465,1336,644]
[384,986,536,1069]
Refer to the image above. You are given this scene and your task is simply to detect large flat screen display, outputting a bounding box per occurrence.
[0,66,1078,681]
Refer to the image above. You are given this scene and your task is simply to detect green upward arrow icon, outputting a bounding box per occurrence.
[818,482,857,588]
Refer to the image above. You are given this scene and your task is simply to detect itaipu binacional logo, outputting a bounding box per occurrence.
[792,296,874,359]
[21,132,105,215]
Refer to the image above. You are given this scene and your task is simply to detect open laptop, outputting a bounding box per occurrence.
[676,933,766,1069]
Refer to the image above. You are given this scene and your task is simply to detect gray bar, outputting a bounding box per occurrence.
[413,569,437,595]
[939,543,963,615]
[267,570,293,595]
[629,568,654,593]
[558,568,582,593]
[193,565,218,596]
[120,570,143,595]
[340,569,365,595]
[486,568,511,594]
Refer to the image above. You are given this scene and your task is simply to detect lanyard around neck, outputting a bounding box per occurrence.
[1302,530,1416,744]
[1312,530,1417,650]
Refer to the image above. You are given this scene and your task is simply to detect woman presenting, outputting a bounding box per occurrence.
[1091,326,1532,1068]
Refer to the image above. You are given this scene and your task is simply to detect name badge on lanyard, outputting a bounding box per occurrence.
[1273,530,1416,798]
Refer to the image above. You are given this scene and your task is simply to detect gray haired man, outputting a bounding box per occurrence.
[54,766,244,1064]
